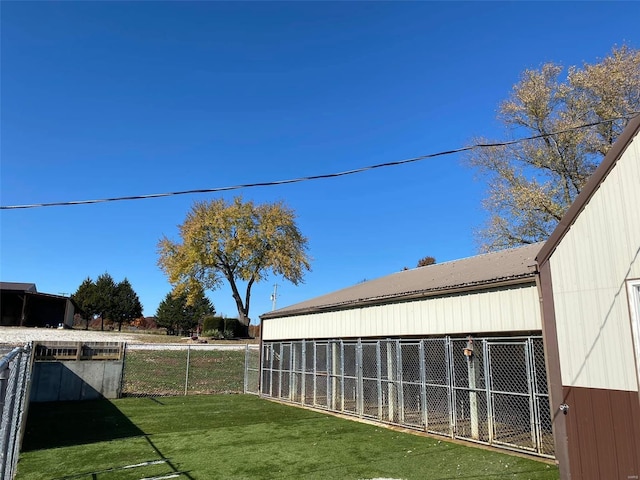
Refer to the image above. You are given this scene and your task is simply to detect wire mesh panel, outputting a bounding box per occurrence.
[380,340,400,423]
[327,341,341,411]
[122,347,187,396]
[122,344,249,397]
[341,342,358,414]
[261,343,273,396]
[451,338,489,443]
[423,338,452,436]
[314,342,329,408]
[401,342,423,427]
[290,341,303,403]
[272,342,282,398]
[280,343,292,400]
[187,347,245,395]
[488,341,534,451]
[531,337,554,456]
[361,342,379,419]
[244,345,261,395]
[304,340,314,406]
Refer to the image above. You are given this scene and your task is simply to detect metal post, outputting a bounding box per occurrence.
[290,343,295,402]
[468,344,479,440]
[357,340,363,417]
[386,340,395,422]
[243,344,249,394]
[301,341,306,405]
[184,345,191,396]
[312,342,317,406]
[526,338,537,451]
[483,339,494,444]
[277,344,283,399]
[331,342,339,410]
[445,337,455,438]
[268,344,274,397]
[376,341,382,420]
[340,341,345,412]
[419,340,427,430]
[396,340,404,424]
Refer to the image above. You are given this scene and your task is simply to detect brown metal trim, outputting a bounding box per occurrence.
[537,114,640,266]
[563,386,640,480]
[536,262,571,479]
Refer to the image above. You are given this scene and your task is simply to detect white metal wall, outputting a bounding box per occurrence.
[549,136,640,391]
[262,283,541,341]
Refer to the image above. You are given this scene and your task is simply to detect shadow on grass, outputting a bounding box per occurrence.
[45,436,195,480]
[22,399,144,451]
[23,399,195,480]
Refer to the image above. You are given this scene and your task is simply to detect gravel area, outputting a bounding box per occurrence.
[0,327,250,350]
[0,327,152,346]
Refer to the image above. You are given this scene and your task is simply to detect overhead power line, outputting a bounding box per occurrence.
[2,113,638,210]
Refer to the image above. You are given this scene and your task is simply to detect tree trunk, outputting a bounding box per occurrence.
[238,311,250,327]
[226,273,251,326]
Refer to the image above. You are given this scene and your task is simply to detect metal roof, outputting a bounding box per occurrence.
[0,282,37,293]
[262,242,543,319]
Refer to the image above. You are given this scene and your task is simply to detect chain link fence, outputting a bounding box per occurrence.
[261,336,554,458]
[122,344,260,397]
[0,344,33,480]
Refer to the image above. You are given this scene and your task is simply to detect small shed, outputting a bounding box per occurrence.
[260,243,554,456]
[536,114,640,479]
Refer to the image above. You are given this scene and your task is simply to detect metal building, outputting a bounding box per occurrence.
[260,243,555,457]
[537,114,640,479]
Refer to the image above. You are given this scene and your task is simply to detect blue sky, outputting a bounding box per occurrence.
[1,2,638,321]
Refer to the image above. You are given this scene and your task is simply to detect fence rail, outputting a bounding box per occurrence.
[0,344,33,480]
[261,336,554,458]
[34,341,123,361]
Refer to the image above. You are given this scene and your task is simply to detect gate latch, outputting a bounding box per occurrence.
[559,403,569,415]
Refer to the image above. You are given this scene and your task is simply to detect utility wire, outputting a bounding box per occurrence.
[2,113,638,210]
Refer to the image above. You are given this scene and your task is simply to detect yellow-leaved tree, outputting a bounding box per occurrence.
[469,45,640,251]
[158,197,311,326]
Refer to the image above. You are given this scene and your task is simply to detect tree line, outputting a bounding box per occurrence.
[71,273,217,336]
[72,273,142,331]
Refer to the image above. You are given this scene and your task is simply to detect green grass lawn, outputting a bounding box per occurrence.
[18,395,559,480]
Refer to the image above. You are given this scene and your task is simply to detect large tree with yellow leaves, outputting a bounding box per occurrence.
[158,197,310,326]
[470,45,640,251]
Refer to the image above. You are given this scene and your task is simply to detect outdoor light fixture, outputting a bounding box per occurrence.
[463,336,474,357]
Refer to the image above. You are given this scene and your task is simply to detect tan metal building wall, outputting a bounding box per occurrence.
[547,134,640,392]
[262,282,541,341]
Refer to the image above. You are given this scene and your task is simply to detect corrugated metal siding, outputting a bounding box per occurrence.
[549,137,640,391]
[262,283,541,340]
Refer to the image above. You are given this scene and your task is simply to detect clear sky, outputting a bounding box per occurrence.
[1,2,638,321]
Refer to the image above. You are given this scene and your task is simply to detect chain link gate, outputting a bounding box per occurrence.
[0,344,33,480]
[260,336,554,458]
